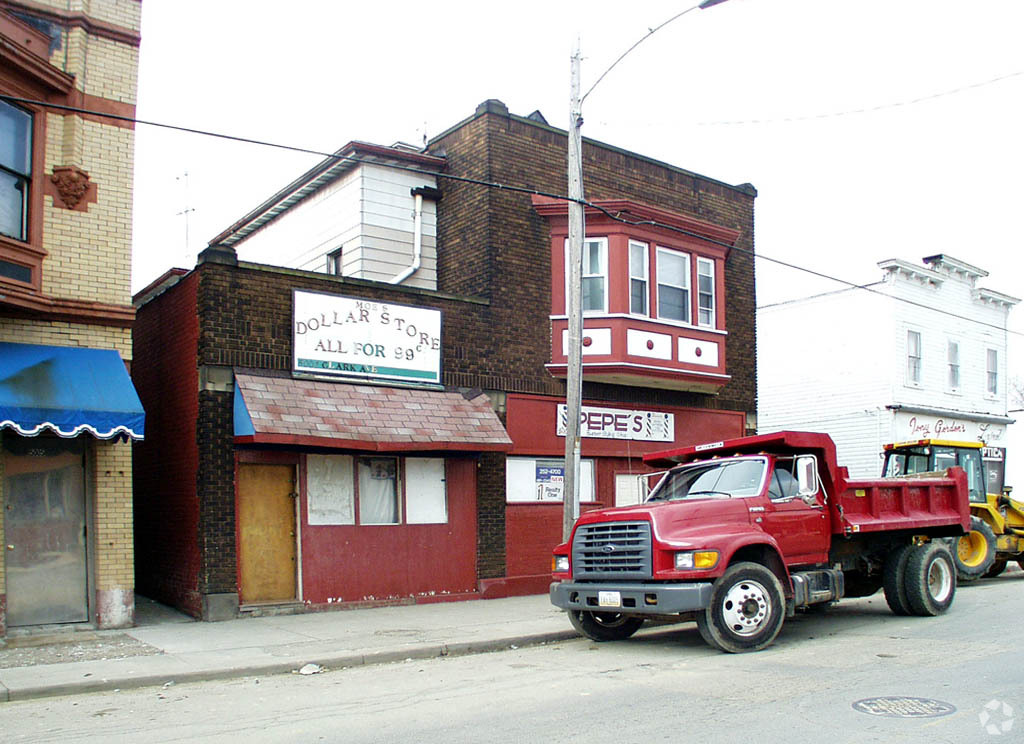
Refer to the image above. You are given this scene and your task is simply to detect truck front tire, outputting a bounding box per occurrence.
[696,562,786,653]
[903,542,956,616]
[568,610,645,641]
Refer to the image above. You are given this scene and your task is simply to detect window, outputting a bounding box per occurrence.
[306,454,447,526]
[326,248,342,275]
[697,257,715,327]
[907,330,922,384]
[628,240,648,315]
[987,348,998,395]
[505,457,595,502]
[657,248,690,323]
[947,340,960,391]
[0,99,32,242]
[581,238,607,313]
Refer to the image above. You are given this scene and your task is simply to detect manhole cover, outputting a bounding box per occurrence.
[852,697,956,718]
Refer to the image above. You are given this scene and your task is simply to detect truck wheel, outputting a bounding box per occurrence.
[903,542,956,616]
[696,562,785,653]
[949,517,997,581]
[984,559,1008,578]
[883,544,914,616]
[568,610,644,641]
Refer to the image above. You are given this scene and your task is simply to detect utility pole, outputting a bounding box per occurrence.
[563,44,585,541]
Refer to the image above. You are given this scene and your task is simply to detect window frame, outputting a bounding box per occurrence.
[947,339,960,392]
[696,256,715,328]
[0,96,45,293]
[0,98,32,244]
[580,237,608,314]
[906,329,922,385]
[986,348,998,396]
[627,239,649,316]
[655,246,691,324]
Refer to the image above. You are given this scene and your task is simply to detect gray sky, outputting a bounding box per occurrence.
[130,0,1024,468]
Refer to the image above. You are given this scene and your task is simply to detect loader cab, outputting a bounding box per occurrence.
[882,439,986,503]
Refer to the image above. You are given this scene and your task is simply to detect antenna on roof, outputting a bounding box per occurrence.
[175,171,195,267]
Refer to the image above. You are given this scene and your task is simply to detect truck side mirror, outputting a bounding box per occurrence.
[796,455,818,499]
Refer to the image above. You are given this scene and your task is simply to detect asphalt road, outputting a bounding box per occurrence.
[3,570,1022,743]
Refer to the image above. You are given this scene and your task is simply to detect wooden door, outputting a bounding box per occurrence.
[237,464,297,603]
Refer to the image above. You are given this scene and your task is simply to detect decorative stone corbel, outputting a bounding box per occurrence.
[48,165,97,211]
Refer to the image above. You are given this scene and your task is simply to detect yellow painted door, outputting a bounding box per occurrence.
[237,464,297,603]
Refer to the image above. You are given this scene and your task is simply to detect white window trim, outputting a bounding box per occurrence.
[697,256,715,328]
[628,239,649,317]
[947,339,961,393]
[656,246,691,324]
[906,329,922,387]
[564,237,609,315]
[986,348,999,397]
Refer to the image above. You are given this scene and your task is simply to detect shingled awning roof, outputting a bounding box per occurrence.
[233,373,512,452]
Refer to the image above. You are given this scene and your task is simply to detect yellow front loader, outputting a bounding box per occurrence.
[882,439,1024,580]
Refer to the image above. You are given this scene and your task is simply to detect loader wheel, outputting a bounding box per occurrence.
[883,544,914,616]
[696,562,786,653]
[949,517,997,581]
[903,542,956,616]
[984,559,1008,578]
[568,610,644,641]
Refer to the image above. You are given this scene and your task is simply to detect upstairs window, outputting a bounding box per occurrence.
[628,240,648,315]
[578,237,607,314]
[697,257,715,327]
[907,330,922,385]
[947,340,960,391]
[987,348,998,395]
[326,248,342,275]
[656,248,690,323]
[0,100,32,243]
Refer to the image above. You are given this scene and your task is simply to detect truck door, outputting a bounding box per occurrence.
[756,461,830,567]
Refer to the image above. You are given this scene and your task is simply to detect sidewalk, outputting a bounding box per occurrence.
[0,594,577,703]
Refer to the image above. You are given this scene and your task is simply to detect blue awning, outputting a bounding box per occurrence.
[0,342,145,440]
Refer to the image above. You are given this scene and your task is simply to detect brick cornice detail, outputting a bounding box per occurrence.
[0,0,141,47]
[47,164,97,210]
[0,284,135,326]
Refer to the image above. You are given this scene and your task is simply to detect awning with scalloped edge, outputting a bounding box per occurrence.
[0,342,145,440]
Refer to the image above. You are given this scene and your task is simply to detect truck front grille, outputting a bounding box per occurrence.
[572,521,652,580]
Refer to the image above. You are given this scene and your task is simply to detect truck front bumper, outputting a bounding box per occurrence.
[550,580,713,616]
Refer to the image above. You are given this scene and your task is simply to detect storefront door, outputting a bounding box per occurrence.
[237,464,297,603]
[4,439,88,626]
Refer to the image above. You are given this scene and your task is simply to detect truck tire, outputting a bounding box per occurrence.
[883,544,914,616]
[949,517,997,581]
[984,559,1008,578]
[696,562,785,653]
[903,542,956,616]
[568,610,644,641]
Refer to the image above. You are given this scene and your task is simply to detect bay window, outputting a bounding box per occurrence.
[0,99,32,243]
[656,247,690,323]
[697,257,715,327]
[581,238,607,313]
[629,240,648,315]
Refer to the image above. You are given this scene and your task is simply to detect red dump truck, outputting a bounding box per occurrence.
[550,431,970,653]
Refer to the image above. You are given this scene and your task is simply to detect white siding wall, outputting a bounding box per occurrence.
[233,163,438,290]
[758,287,893,478]
[759,261,1014,479]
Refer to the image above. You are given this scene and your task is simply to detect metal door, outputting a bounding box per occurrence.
[4,444,88,626]
[237,464,297,603]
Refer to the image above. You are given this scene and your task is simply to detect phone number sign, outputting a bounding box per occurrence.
[293,290,442,385]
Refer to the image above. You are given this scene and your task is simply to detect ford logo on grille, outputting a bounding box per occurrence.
[602,545,617,553]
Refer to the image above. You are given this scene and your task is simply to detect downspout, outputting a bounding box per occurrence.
[390,186,442,285]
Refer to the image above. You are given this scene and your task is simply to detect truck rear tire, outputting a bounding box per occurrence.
[883,544,914,616]
[696,562,785,653]
[568,610,644,641]
[903,542,956,616]
[949,517,997,581]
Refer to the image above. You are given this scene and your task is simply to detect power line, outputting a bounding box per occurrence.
[2,93,1017,338]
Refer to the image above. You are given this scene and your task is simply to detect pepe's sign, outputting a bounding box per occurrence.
[292,290,441,384]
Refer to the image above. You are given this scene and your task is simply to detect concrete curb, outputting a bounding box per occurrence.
[0,629,579,703]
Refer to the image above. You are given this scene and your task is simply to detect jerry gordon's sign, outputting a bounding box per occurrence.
[293,290,442,385]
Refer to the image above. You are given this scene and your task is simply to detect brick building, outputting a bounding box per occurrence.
[132,100,756,619]
[0,0,144,635]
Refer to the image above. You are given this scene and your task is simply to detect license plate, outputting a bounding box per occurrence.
[598,591,621,608]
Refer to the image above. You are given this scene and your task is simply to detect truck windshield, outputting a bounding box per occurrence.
[647,457,767,501]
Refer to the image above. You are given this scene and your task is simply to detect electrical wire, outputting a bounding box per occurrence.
[2,92,1019,339]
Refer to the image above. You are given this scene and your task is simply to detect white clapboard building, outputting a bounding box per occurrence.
[758,254,1018,480]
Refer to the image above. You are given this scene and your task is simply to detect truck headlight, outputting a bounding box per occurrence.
[553,555,570,572]
[675,550,719,570]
